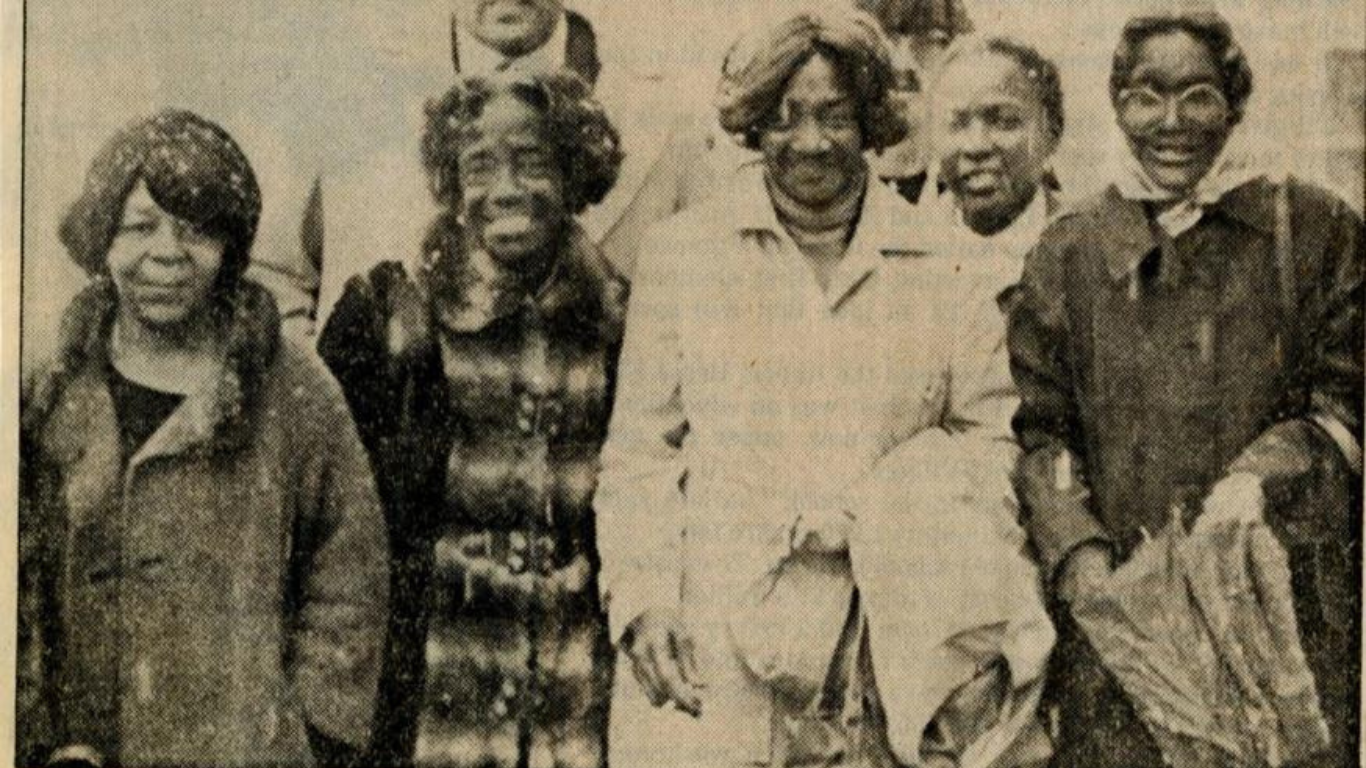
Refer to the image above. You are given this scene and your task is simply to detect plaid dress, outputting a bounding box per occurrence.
[319,221,625,768]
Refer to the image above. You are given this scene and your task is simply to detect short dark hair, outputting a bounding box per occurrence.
[421,72,623,215]
[853,0,973,38]
[716,11,909,152]
[940,35,1065,145]
[1109,9,1254,126]
[58,109,262,298]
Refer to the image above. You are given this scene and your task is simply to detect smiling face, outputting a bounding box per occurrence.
[462,0,563,57]
[106,180,225,332]
[939,49,1054,233]
[935,50,1056,235]
[1118,29,1232,194]
[457,92,567,270]
[759,52,868,209]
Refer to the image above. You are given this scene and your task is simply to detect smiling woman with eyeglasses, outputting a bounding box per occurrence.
[1005,4,1364,767]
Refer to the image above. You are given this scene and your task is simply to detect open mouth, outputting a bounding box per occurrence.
[1146,144,1201,166]
[958,168,1003,196]
[484,214,535,239]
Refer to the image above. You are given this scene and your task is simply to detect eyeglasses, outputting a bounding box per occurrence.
[1116,83,1229,132]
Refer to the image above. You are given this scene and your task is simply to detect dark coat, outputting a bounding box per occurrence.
[1006,177,1363,768]
[318,221,625,768]
[18,280,390,768]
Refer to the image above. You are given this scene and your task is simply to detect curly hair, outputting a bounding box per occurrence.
[716,10,909,152]
[58,109,262,297]
[421,72,623,215]
[1109,7,1254,126]
[939,34,1065,145]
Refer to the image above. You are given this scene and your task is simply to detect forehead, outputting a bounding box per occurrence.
[1128,29,1220,84]
[781,53,856,104]
[460,93,550,149]
[121,179,160,214]
[937,52,1040,109]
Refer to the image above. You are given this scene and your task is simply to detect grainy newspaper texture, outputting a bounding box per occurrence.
[3,1,1364,767]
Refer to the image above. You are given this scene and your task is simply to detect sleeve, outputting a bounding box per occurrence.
[1005,234,1112,579]
[17,429,60,766]
[1226,187,1364,542]
[593,226,688,644]
[316,263,408,457]
[292,386,391,749]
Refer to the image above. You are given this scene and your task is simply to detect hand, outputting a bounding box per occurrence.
[1057,542,1112,603]
[1194,473,1265,533]
[621,608,705,716]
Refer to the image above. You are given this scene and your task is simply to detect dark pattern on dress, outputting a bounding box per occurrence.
[319,222,625,768]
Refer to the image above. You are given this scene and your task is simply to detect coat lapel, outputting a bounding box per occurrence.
[1099,186,1160,283]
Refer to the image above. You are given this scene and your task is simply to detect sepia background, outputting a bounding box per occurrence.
[18,0,1366,369]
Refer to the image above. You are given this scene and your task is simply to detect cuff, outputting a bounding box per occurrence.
[605,567,681,645]
[1013,447,1109,578]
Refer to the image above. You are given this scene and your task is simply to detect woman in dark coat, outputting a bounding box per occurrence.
[318,72,625,768]
[18,109,390,768]
[1006,6,1363,768]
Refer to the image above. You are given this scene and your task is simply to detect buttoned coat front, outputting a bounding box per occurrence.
[595,164,1031,768]
[1006,177,1364,768]
[318,222,626,768]
[17,282,389,768]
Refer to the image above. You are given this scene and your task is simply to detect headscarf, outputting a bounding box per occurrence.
[715,8,907,152]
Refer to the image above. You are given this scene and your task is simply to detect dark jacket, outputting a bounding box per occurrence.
[18,280,389,768]
[318,221,626,768]
[1006,177,1363,768]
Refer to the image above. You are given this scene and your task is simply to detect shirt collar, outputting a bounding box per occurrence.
[728,160,929,309]
[730,161,920,255]
[453,11,568,76]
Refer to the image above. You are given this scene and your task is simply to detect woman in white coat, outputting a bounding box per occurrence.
[594,11,1053,768]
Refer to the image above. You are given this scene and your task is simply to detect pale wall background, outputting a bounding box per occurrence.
[20,0,1366,368]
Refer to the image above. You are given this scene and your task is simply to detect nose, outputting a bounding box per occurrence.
[959,119,993,157]
[1159,98,1182,130]
[790,116,829,155]
[146,221,188,261]
[486,163,525,208]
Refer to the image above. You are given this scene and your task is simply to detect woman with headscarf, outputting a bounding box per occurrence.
[595,11,1054,768]
[317,73,626,768]
[1006,5,1363,767]
[17,109,389,768]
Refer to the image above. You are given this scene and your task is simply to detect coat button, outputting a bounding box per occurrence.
[134,658,154,703]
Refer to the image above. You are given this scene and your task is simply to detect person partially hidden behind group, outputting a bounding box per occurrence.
[18,109,389,768]
[318,72,626,767]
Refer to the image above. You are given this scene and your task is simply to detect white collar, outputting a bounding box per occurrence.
[1110,130,1267,237]
[728,161,929,310]
[454,11,567,75]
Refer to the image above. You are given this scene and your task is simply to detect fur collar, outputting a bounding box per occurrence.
[408,213,626,347]
[24,279,282,457]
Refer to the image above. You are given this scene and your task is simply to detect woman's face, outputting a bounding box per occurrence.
[106,180,225,331]
[457,92,567,269]
[935,51,1055,234]
[760,52,867,208]
[1117,29,1232,194]
[462,0,563,57]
